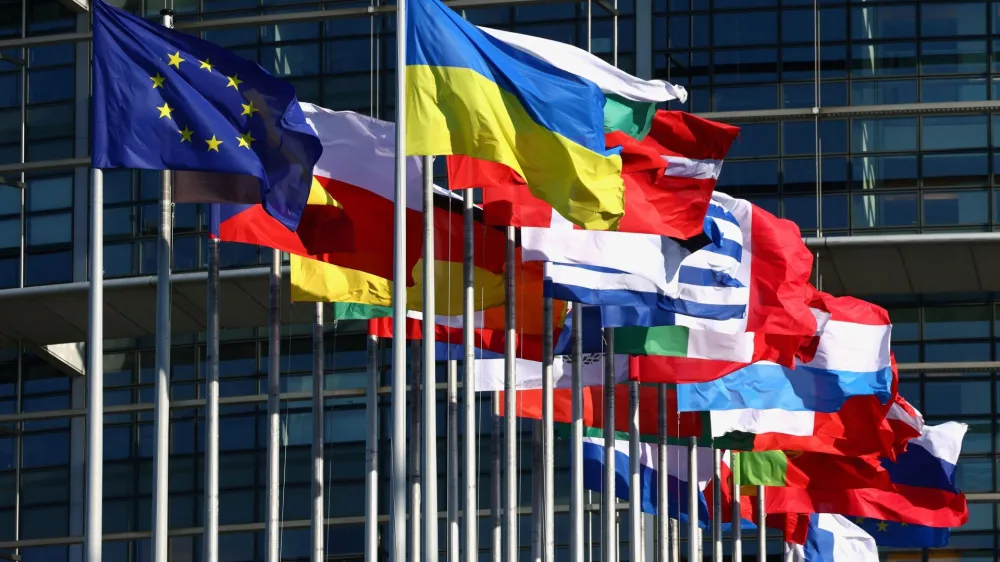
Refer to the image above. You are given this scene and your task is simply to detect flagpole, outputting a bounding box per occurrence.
[542,290,555,562]
[570,307,584,562]
[711,448,722,562]
[204,233,221,562]
[366,334,380,562]
[312,304,325,562]
[492,392,502,562]
[448,359,460,562]
[732,453,742,562]
[628,381,640,562]
[411,340,423,562]
[757,486,766,561]
[504,226,518,562]
[656,385,667,562]
[602,331,616,562]
[392,0,409,556]
[669,518,678,562]
[85,168,104,562]
[686,438,697,562]
[462,188,478,562]
[422,155,439,562]
[266,248,282,562]
[150,10,175,562]
[532,425,542,562]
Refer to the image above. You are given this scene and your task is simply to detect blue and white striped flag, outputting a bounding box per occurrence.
[522,192,752,328]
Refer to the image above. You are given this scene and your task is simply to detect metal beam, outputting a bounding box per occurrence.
[806,232,1000,249]
[697,100,1000,123]
[0,0,617,51]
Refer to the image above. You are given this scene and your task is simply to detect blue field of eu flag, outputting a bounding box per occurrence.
[853,515,950,548]
[91,0,322,232]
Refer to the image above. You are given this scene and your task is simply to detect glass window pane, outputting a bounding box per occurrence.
[851,79,917,105]
[27,68,73,103]
[713,11,777,46]
[24,250,72,285]
[850,42,917,77]
[725,123,777,159]
[714,160,778,196]
[920,40,988,75]
[957,418,992,454]
[924,305,991,339]
[923,379,991,416]
[26,102,73,140]
[850,155,917,190]
[851,192,917,229]
[923,153,988,187]
[921,2,987,37]
[0,218,18,250]
[922,115,988,150]
[22,431,69,468]
[26,212,71,246]
[923,190,989,226]
[922,76,988,102]
[887,306,920,340]
[851,5,917,39]
[26,175,72,211]
[925,342,991,362]
[851,117,917,153]
[955,457,993,492]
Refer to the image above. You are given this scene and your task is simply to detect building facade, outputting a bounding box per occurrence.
[0,0,993,561]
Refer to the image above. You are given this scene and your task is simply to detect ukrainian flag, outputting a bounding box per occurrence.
[405,0,626,231]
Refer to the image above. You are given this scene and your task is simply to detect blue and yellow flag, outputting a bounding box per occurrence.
[90,0,322,232]
[405,0,626,231]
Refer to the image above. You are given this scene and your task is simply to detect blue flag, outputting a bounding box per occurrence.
[91,0,322,231]
[851,516,950,549]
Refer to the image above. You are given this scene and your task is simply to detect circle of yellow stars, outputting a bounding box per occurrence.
[853,517,907,532]
[149,51,258,153]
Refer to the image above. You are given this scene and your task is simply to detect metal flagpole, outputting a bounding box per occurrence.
[628,381,640,562]
[365,335,380,562]
[542,291,555,562]
[686,438,697,562]
[462,188,478,562]
[422,156,439,562]
[732,453,742,562]
[411,341,423,562]
[492,392,502,562]
[570,307,583,562]
[85,168,103,562]
[312,304,325,562]
[532,425,542,562]
[669,519,678,562]
[656,385,668,562]
[602,332,615,562]
[151,11,175,561]
[448,359,460,562]
[712,448,722,562]
[266,248,282,562]
[391,0,409,555]
[504,226,518,562]
[204,231,221,562]
[757,486,766,561]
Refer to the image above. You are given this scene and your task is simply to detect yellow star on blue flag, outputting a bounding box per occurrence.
[90,0,321,231]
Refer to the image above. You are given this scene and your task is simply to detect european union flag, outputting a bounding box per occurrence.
[91,0,322,232]
[852,516,950,548]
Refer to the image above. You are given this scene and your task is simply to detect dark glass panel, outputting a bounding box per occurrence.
[851,117,917,153]
[712,48,778,84]
[920,2,988,37]
[850,154,917,190]
[924,305,991,339]
[24,250,71,285]
[922,115,988,151]
[26,175,71,211]
[725,123,777,159]
[922,77,988,102]
[851,4,917,40]
[920,40,988,75]
[851,79,917,105]
[924,378,991,416]
[850,42,917,77]
[712,84,777,111]
[924,153,989,188]
[850,192,917,229]
[714,160,778,196]
[712,11,778,47]
[923,190,989,226]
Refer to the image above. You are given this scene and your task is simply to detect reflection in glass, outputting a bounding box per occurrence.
[920,2,988,37]
[851,4,917,40]
[851,117,917,153]
[712,84,777,112]
[921,77,987,102]
[850,42,916,77]
[712,11,777,47]
[924,305,991,340]
[850,154,917,190]
[923,153,989,187]
[923,115,988,151]
[923,190,989,226]
[920,40,988,75]
[924,378,991,416]
[851,192,917,229]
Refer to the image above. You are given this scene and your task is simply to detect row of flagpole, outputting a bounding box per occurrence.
[77,5,780,562]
